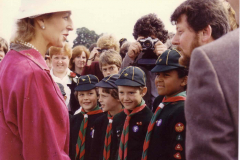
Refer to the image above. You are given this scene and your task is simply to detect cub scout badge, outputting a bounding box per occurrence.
[175,122,184,132]
[90,128,94,138]
[156,119,162,126]
[175,144,183,151]
[132,125,139,132]
[176,134,183,141]
[173,152,182,159]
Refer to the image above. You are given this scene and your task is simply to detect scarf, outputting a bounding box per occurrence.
[118,100,146,160]
[141,91,186,160]
[75,105,103,160]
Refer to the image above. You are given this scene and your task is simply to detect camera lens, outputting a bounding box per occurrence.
[143,40,152,49]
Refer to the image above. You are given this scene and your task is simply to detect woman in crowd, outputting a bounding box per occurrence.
[69,45,90,76]
[0,0,74,159]
[49,43,80,115]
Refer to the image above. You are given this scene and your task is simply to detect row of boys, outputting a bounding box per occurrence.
[68,49,188,160]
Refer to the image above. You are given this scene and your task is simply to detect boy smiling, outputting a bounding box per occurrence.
[142,49,188,160]
[90,74,123,160]
[111,66,153,160]
[69,74,104,160]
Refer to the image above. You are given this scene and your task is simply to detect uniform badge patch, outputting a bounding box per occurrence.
[175,122,184,132]
[156,119,162,126]
[175,144,183,151]
[90,129,94,138]
[173,152,182,159]
[176,134,183,141]
[132,125,139,132]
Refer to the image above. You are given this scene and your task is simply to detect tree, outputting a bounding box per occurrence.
[73,27,100,48]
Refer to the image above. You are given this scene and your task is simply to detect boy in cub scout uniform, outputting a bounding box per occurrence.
[69,74,104,160]
[90,74,123,160]
[110,66,153,160]
[141,49,188,160]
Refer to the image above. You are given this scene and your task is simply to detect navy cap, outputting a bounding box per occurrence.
[75,74,99,91]
[95,74,119,89]
[115,66,146,87]
[151,49,185,73]
[56,83,66,96]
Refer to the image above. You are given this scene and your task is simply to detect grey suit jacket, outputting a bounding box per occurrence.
[185,29,239,160]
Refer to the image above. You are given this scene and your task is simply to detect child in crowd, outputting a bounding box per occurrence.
[90,74,123,160]
[111,66,153,160]
[0,37,8,62]
[69,74,104,160]
[142,49,188,160]
[99,49,122,77]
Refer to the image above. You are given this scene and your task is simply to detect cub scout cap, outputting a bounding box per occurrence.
[75,74,99,91]
[115,66,146,87]
[95,74,119,89]
[151,49,185,73]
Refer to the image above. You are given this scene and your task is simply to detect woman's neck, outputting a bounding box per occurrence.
[109,103,123,117]
[74,66,83,75]
[29,36,48,58]
[53,69,68,79]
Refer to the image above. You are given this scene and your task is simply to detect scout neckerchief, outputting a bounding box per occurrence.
[103,109,123,160]
[118,100,146,160]
[141,91,186,160]
[75,105,103,160]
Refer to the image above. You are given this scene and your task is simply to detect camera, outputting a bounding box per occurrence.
[138,37,159,51]
[131,37,159,70]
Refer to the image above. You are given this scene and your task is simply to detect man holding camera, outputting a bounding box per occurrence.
[121,13,168,110]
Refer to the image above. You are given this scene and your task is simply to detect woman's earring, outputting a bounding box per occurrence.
[42,26,45,29]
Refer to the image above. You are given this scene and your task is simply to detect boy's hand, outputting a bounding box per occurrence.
[154,40,167,57]
[127,41,142,60]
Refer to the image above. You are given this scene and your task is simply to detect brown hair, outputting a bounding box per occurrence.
[11,13,53,43]
[49,42,72,59]
[171,0,229,40]
[101,88,119,99]
[99,49,122,71]
[97,34,120,52]
[74,88,99,100]
[133,13,168,43]
[0,37,8,54]
[69,45,90,71]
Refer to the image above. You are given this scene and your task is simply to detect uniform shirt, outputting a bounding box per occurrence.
[69,112,105,160]
[147,95,186,160]
[90,112,108,160]
[0,44,70,160]
[110,106,153,160]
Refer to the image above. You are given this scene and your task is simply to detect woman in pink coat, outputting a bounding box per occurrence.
[0,0,74,159]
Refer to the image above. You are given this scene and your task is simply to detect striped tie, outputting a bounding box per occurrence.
[118,104,146,160]
[103,112,113,160]
[141,96,186,160]
[75,105,103,160]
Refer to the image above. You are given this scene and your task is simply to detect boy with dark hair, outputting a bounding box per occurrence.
[141,49,188,160]
[121,13,168,110]
[90,74,123,160]
[111,66,153,160]
[171,0,229,67]
[69,74,104,160]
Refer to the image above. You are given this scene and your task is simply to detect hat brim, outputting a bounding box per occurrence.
[95,81,117,89]
[115,78,144,87]
[151,65,182,73]
[75,84,96,91]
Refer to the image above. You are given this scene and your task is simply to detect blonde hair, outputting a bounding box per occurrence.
[97,34,120,52]
[99,49,122,71]
[222,0,239,30]
[0,37,8,54]
[11,13,53,43]
[69,45,90,71]
[49,42,72,59]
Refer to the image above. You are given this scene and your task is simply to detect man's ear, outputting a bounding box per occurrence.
[199,25,213,44]
[181,76,188,87]
[141,87,148,97]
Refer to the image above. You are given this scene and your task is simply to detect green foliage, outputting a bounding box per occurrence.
[73,27,100,48]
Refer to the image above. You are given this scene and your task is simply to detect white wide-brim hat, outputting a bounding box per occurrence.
[16,0,73,19]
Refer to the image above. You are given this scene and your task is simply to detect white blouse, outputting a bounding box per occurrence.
[50,68,72,111]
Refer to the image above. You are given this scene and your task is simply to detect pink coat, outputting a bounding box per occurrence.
[0,44,70,160]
